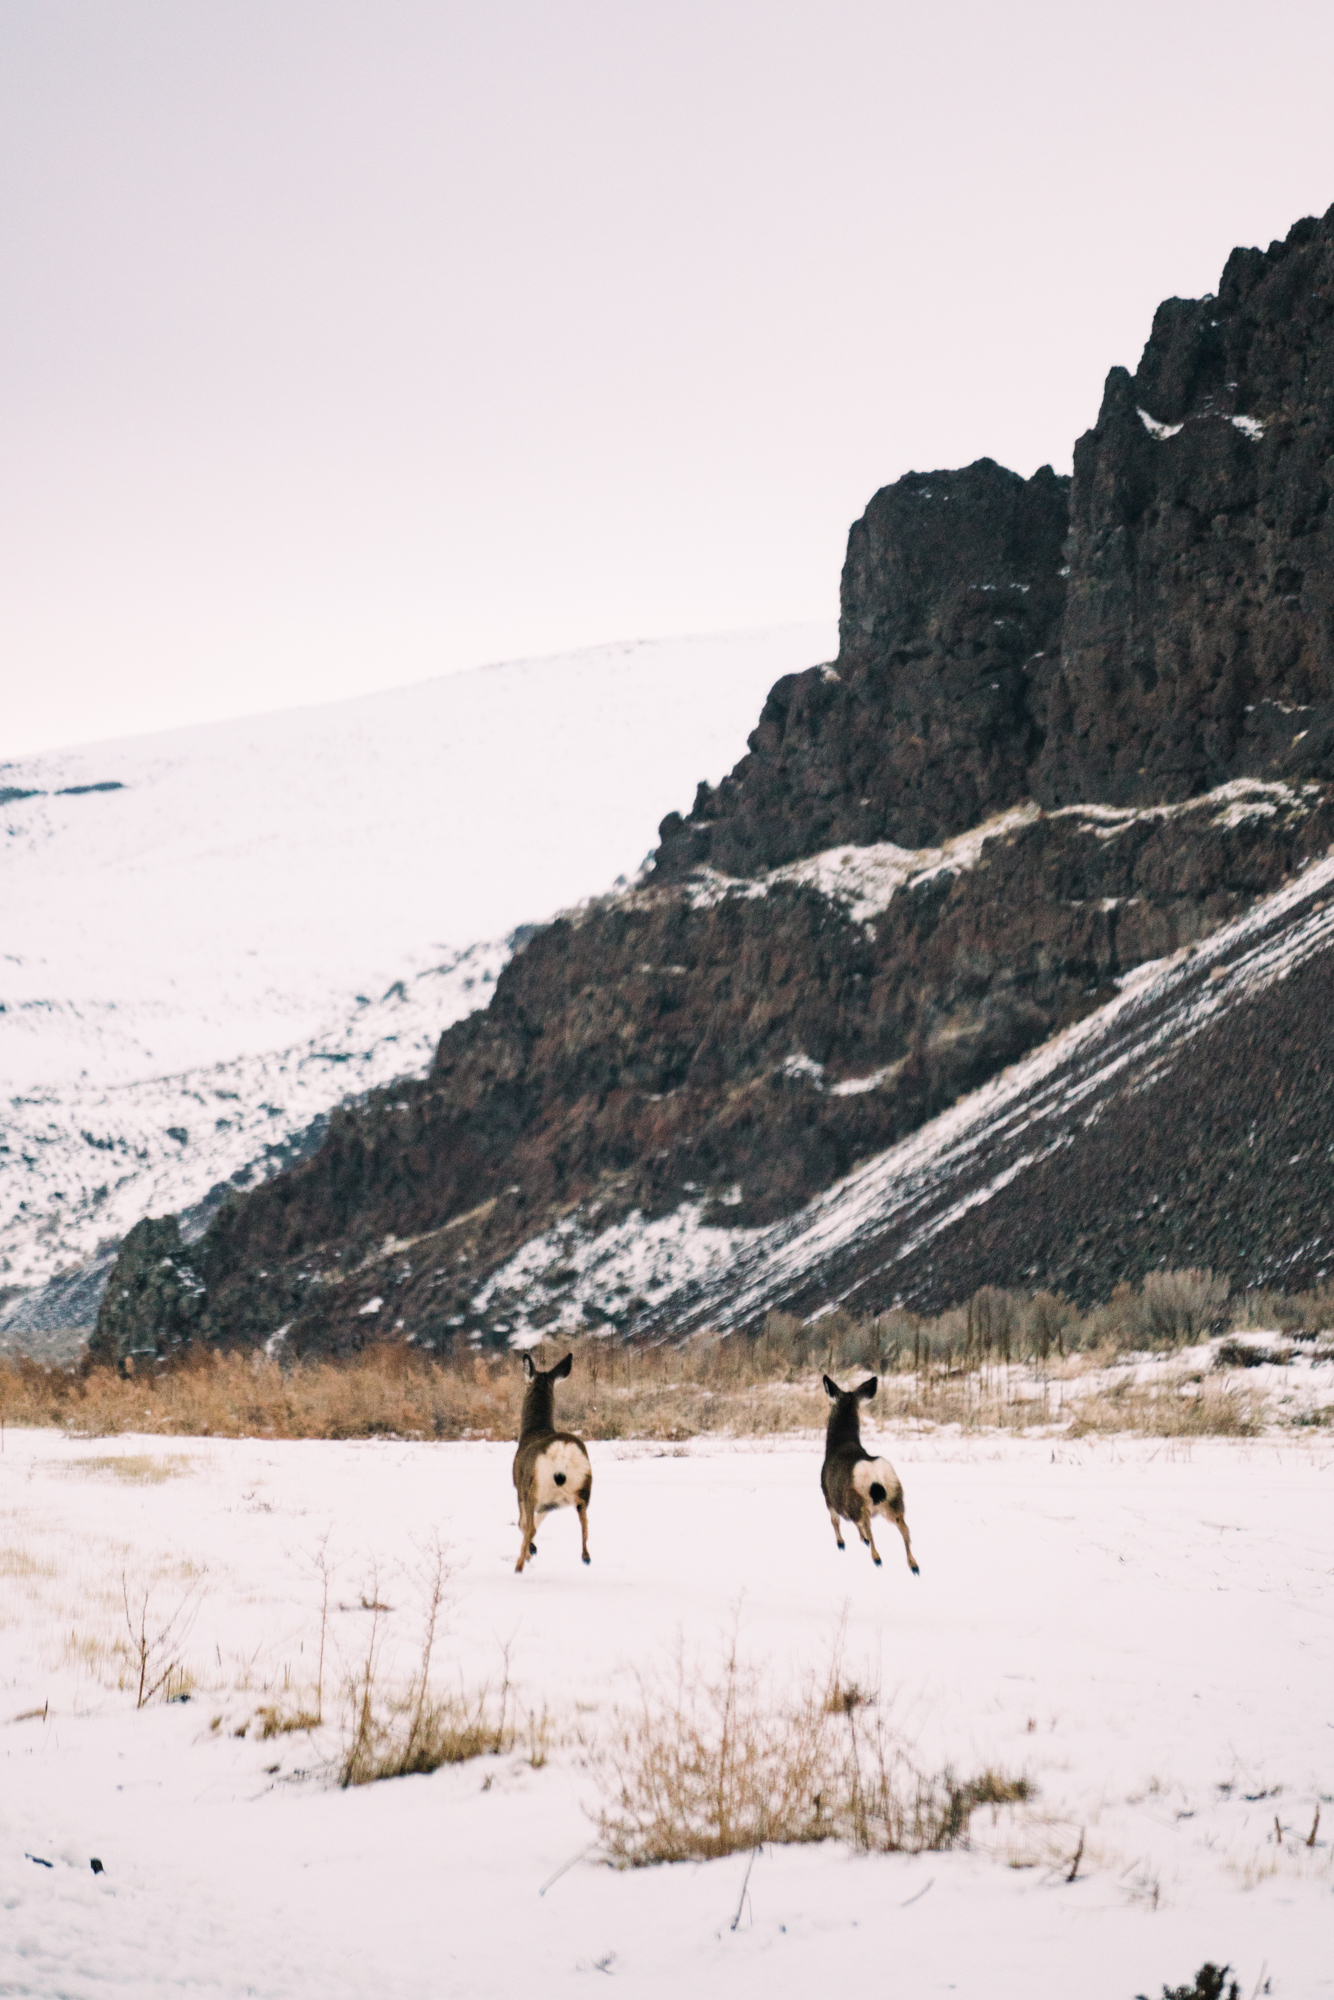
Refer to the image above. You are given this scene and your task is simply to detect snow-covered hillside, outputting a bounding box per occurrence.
[1,626,833,1320]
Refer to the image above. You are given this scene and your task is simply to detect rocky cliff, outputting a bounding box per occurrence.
[95,203,1334,1363]
[654,460,1070,875]
[1035,211,1334,808]
[657,205,1334,875]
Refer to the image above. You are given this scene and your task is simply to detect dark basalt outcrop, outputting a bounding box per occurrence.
[658,206,1334,877]
[1034,211,1334,808]
[94,203,1334,1362]
[95,1215,206,1363]
[655,461,1070,877]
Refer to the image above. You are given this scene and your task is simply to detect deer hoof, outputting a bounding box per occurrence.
[873,1554,882,1567]
[582,1551,591,1565]
[530,1542,538,1555]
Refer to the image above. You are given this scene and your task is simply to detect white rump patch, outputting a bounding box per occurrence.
[852,1457,902,1514]
[533,1438,589,1513]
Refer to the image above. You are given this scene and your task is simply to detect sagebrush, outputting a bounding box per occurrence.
[596,1634,1030,1866]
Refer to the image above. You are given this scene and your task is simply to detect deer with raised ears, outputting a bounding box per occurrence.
[821,1374,920,1575]
[512,1351,592,1574]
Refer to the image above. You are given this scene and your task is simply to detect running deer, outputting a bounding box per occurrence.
[820,1374,920,1574]
[512,1352,592,1574]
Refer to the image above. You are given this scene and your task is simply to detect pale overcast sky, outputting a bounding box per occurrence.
[3,0,1333,756]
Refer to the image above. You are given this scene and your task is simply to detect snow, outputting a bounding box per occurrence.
[1051,777,1315,841]
[1,1425,1330,1998]
[2,626,833,1301]
[829,1065,898,1097]
[686,804,1041,927]
[1,939,510,1317]
[1136,409,1265,444]
[1137,409,1183,440]
[680,783,1316,936]
[778,1053,825,1084]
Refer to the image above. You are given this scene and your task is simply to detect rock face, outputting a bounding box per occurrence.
[804,882,1334,1313]
[93,1216,204,1366]
[655,461,1070,877]
[917,926,1334,1305]
[95,203,1334,1361]
[1034,211,1334,808]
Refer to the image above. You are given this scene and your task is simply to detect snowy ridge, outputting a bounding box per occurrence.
[683,805,1040,924]
[2,625,833,1315]
[475,842,1334,1335]
[678,779,1311,929]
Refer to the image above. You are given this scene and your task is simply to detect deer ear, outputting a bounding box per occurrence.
[521,1353,536,1380]
[554,1352,573,1380]
[822,1374,840,1399]
[858,1375,878,1400]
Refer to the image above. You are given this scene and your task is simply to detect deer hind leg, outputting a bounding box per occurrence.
[516,1498,537,1573]
[577,1492,591,1565]
[892,1505,920,1576]
[828,1506,846,1550]
[854,1505,882,1567]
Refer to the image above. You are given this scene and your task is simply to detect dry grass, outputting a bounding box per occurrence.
[595,1632,1030,1866]
[122,1571,204,1707]
[0,1547,55,1580]
[0,1264,1327,1442]
[336,1541,547,1787]
[0,1341,827,1443]
[62,1454,194,1483]
[252,1704,323,1738]
[1066,1377,1264,1439]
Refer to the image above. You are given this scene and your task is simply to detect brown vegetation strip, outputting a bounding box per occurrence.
[2,1260,1322,1441]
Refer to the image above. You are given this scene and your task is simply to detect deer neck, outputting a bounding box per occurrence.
[826,1403,862,1453]
[520,1380,556,1441]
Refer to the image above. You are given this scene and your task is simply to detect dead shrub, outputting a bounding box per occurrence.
[1067,1378,1261,1439]
[1139,1268,1230,1344]
[253,1705,322,1738]
[595,1633,1029,1867]
[122,1571,204,1709]
[1213,1338,1290,1370]
[338,1542,520,1787]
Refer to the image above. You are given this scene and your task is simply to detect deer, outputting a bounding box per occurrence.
[512,1351,592,1574]
[821,1373,919,1575]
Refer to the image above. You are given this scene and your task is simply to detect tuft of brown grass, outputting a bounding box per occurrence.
[595,1633,1031,1867]
[1066,1377,1263,1439]
[0,1547,54,1580]
[337,1541,535,1787]
[252,1704,322,1738]
[64,1453,193,1483]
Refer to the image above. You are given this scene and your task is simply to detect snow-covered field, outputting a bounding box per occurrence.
[2,1424,1330,1998]
[1,625,831,1307]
